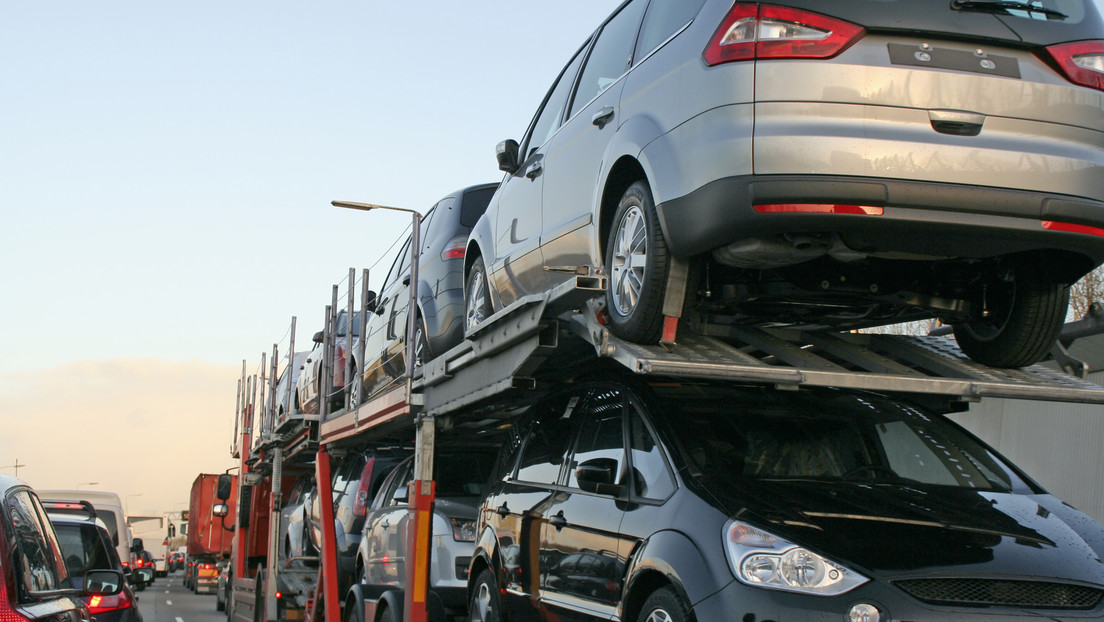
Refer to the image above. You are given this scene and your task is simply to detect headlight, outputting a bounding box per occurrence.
[724,520,868,596]
[450,517,477,542]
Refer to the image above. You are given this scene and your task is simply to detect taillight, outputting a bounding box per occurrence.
[704,3,864,66]
[754,203,884,215]
[442,236,466,261]
[0,573,30,622]
[1045,40,1104,91]
[334,345,347,386]
[354,459,375,518]
[87,590,133,615]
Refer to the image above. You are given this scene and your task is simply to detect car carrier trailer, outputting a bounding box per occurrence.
[225,262,1104,622]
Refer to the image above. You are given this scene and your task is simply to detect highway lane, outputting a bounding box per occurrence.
[135,571,225,622]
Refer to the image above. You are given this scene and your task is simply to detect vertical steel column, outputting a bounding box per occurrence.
[284,317,297,419]
[314,449,340,622]
[404,209,433,622]
[355,270,370,415]
[345,268,355,411]
[266,447,283,618]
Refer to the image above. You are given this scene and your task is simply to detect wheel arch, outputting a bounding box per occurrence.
[599,156,649,263]
[621,529,716,622]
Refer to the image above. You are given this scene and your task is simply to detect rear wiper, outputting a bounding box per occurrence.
[951,0,1068,19]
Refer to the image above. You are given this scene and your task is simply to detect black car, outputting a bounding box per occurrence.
[0,474,125,622]
[468,375,1104,622]
[355,183,496,402]
[44,502,142,622]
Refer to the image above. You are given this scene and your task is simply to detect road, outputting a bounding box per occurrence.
[136,571,224,622]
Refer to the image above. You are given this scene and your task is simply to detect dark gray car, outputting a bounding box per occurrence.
[464,0,1104,368]
[355,183,495,401]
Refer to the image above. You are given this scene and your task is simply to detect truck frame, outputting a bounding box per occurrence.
[227,254,1104,622]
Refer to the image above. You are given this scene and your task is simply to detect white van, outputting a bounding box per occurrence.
[39,489,133,572]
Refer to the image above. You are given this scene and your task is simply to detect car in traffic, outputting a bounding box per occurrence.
[273,350,311,433]
[44,501,142,622]
[132,550,154,589]
[354,183,496,402]
[468,373,1104,622]
[0,474,126,622]
[296,309,365,415]
[308,452,404,596]
[359,447,497,620]
[464,0,1104,368]
[282,476,316,564]
[39,490,134,587]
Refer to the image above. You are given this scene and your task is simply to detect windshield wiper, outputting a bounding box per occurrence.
[951,0,1068,19]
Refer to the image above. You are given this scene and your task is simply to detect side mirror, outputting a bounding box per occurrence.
[365,290,378,314]
[575,458,622,496]
[212,503,229,518]
[216,473,233,501]
[496,139,520,174]
[313,330,324,344]
[84,570,124,596]
[393,486,409,504]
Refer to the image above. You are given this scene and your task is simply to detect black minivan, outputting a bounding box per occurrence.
[468,376,1104,621]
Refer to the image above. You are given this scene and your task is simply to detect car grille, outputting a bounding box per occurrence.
[894,578,1103,609]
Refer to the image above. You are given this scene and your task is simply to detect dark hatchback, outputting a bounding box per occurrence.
[0,475,124,622]
[468,376,1104,622]
[44,503,141,622]
[356,183,496,400]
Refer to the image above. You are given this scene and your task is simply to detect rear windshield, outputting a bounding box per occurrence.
[772,0,1104,45]
[650,385,1031,493]
[460,186,495,228]
[54,523,115,580]
[49,507,119,546]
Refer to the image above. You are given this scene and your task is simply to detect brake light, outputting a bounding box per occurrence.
[0,573,30,622]
[334,345,347,386]
[1045,40,1104,91]
[754,203,884,215]
[354,459,376,518]
[442,236,467,261]
[704,3,864,66]
[87,591,133,615]
[1043,220,1104,237]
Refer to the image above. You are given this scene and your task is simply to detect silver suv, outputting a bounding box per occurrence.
[464,0,1104,367]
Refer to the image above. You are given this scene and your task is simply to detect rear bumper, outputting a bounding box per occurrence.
[655,174,1104,279]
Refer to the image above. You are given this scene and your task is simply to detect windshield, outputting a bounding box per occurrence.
[652,385,1030,492]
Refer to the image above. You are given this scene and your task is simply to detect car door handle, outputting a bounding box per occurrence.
[495,503,510,518]
[591,106,615,129]
[381,519,390,529]
[549,511,567,530]
[525,162,543,180]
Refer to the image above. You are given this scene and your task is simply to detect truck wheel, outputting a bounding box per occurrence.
[953,257,1068,368]
[466,256,493,332]
[605,180,668,344]
[377,604,400,622]
[469,570,502,622]
[637,586,691,622]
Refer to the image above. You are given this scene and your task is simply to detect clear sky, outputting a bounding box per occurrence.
[1,0,1102,540]
[0,0,615,537]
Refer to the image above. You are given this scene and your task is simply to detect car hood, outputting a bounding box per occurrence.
[707,478,1104,583]
[771,0,1104,46]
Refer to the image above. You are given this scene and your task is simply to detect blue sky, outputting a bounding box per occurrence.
[0,1,617,374]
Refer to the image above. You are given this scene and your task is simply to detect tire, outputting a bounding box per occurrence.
[469,569,503,622]
[605,180,669,344]
[378,603,400,622]
[349,360,362,409]
[217,595,226,612]
[466,256,493,333]
[953,257,1069,368]
[637,586,692,622]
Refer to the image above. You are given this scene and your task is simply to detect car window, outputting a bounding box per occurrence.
[9,490,63,594]
[435,452,495,498]
[515,406,577,486]
[54,523,112,577]
[568,0,648,119]
[375,460,413,509]
[567,389,626,490]
[460,187,495,227]
[381,237,413,293]
[634,0,706,60]
[521,45,588,160]
[419,205,441,254]
[628,408,675,500]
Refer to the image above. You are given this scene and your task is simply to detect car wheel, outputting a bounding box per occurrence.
[469,569,502,622]
[349,360,362,409]
[378,603,400,622]
[637,586,691,622]
[466,256,493,332]
[952,257,1068,368]
[605,180,669,344]
[217,594,226,612]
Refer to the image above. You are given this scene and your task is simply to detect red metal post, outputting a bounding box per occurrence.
[404,480,435,622]
[314,449,341,622]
